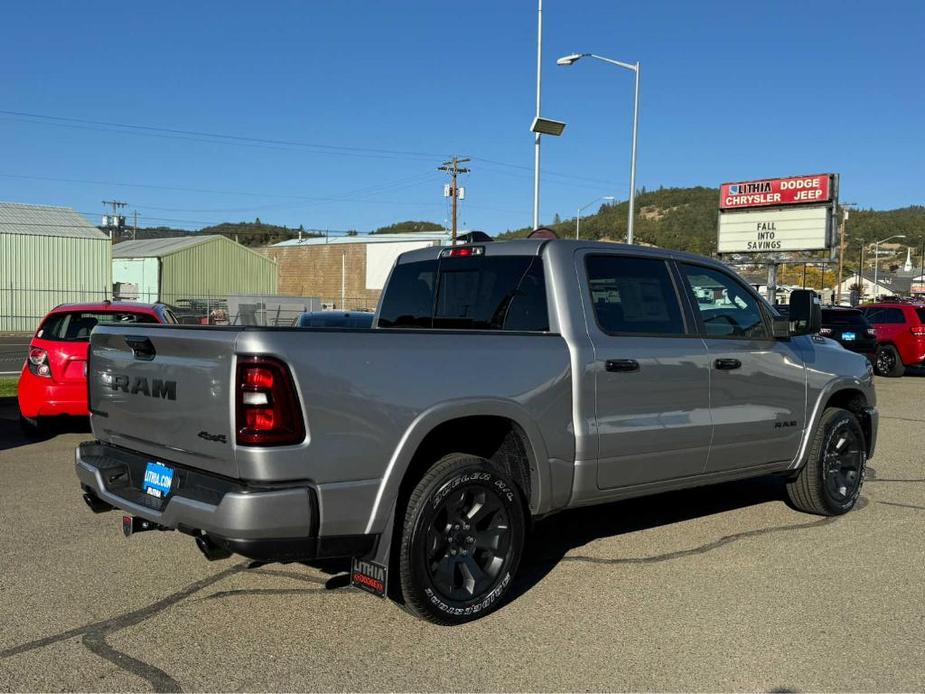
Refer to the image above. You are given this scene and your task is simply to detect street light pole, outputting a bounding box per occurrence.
[558,52,640,243]
[532,0,543,230]
[627,61,640,245]
[576,195,615,239]
[873,234,906,299]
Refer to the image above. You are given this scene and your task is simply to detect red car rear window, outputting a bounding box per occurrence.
[38,312,157,342]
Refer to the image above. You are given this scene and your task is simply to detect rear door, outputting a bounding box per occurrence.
[89,326,242,476]
[581,252,713,489]
[677,262,806,471]
[862,306,907,347]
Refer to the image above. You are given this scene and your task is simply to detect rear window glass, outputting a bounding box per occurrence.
[377,255,549,332]
[917,308,925,323]
[587,256,685,335]
[863,307,906,324]
[38,311,158,341]
[821,309,868,327]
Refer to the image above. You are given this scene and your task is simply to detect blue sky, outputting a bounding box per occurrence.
[1,0,922,234]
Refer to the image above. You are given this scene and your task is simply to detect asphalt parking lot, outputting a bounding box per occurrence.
[1,377,923,692]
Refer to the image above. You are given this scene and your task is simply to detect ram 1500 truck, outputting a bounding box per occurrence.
[76,240,877,624]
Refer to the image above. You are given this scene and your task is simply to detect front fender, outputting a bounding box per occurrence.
[362,397,564,534]
[790,371,877,470]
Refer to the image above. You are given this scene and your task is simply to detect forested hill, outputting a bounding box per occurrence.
[112,220,320,247]
[497,187,925,257]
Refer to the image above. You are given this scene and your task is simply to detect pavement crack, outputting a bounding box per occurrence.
[1,563,248,659]
[867,478,925,483]
[879,500,925,512]
[879,415,925,423]
[82,631,182,693]
[199,587,332,601]
[561,513,841,566]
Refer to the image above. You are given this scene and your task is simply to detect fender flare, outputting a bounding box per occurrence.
[789,376,874,470]
[363,397,553,534]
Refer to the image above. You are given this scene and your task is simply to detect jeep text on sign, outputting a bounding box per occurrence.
[717,205,830,253]
[719,174,832,210]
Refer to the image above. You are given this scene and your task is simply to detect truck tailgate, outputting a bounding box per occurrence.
[88,326,243,477]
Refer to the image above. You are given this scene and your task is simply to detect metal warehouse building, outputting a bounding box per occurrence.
[112,235,278,304]
[260,232,451,310]
[0,202,111,332]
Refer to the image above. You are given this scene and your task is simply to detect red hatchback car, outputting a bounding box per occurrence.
[18,301,175,435]
[860,302,925,377]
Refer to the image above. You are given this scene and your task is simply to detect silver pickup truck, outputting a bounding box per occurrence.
[76,239,877,624]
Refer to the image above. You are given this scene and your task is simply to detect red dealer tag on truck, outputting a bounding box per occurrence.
[720,174,833,210]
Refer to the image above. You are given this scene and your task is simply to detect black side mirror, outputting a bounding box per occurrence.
[788,289,822,336]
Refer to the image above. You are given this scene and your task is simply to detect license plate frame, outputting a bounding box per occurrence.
[142,461,174,499]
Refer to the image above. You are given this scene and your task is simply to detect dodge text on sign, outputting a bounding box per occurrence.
[720,174,832,210]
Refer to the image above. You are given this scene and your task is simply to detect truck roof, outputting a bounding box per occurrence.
[396,238,729,269]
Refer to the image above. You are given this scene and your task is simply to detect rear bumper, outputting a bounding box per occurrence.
[75,441,374,561]
[18,369,88,418]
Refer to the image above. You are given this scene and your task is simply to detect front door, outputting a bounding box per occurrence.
[677,262,807,472]
[582,253,713,489]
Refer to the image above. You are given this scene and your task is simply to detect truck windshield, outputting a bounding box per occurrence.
[377,255,549,331]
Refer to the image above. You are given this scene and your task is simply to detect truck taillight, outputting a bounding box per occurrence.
[910,326,925,337]
[819,327,832,335]
[235,356,305,446]
[866,327,877,337]
[28,348,51,378]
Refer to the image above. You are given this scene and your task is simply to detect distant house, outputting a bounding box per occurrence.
[112,235,278,304]
[260,232,453,310]
[0,202,111,331]
[834,271,915,302]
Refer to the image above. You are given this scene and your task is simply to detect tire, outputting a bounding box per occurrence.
[874,344,905,377]
[786,407,866,516]
[398,453,525,625]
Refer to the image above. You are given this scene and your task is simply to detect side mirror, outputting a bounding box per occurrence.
[787,289,821,336]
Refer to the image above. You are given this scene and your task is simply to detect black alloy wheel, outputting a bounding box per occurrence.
[399,453,525,624]
[424,483,512,602]
[821,416,864,503]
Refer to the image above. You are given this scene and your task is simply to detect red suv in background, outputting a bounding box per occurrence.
[18,302,175,435]
[861,303,925,377]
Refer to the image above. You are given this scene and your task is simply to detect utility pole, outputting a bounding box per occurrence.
[132,210,139,241]
[835,203,856,304]
[438,157,470,244]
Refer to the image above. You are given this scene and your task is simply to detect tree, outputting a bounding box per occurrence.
[255,217,262,225]
[553,213,561,225]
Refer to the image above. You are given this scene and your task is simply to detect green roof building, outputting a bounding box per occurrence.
[112,235,278,304]
[0,202,111,331]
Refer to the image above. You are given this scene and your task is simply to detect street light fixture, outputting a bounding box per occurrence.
[558,52,640,244]
[530,116,567,137]
[576,195,615,239]
[873,234,906,298]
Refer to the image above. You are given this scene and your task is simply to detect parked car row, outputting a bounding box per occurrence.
[779,301,925,377]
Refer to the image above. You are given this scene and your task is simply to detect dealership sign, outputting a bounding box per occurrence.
[717,205,831,253]
[719,174,833,210]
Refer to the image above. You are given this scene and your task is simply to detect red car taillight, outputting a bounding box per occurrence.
[910,326,925,337]
[27,347,52,378]
[235,356,305,446]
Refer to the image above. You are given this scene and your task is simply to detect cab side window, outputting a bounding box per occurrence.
[585,255,686,335]
[680,264,770,339]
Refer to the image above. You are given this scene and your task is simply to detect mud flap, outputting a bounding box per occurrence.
[350,501,397,599]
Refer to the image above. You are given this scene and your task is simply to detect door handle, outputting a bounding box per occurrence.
[714,358,742,371]
[605,359,639,373]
